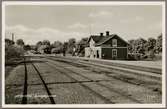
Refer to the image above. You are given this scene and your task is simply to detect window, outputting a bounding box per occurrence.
[113,49,117,56]
[112,39,117,47]
[112,49,117,58]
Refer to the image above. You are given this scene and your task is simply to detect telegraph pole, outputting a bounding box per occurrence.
[89,18,92,36]
[12,33,14,42]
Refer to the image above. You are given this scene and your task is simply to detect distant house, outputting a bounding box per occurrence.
[85,31,129,60]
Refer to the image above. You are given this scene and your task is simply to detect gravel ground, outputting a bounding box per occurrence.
[27,64,42,85]
[46,62,90,82]
[47,58,162,103]
[27,85,51,104]
[5,65,25,104]
[33,62,75,83]
[48,58,161,86]
[5,65,25,85]
[66,56,162,69]
[47,59,110,81]
[5,86,24,104]
[5,65,17,78]
[5,56,162,104]
[99,81,161,103]
[48,83,106,104]
[82,82,137,104]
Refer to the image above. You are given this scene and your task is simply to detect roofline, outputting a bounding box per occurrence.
[87,35,103,43]
[87,36,93,43]
[116,35,129,45]
[95,34,115,46]
[95,34,129,46]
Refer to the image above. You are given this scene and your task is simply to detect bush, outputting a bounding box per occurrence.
[128,53,146,60]
[5,45,24,61]
[149,50,155,60]
[127,54,136,60]
[51,47,62,54]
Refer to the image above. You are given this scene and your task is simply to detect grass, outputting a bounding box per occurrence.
[5,57,24,78]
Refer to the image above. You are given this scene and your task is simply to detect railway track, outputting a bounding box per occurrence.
[43,57,161,103]
[44,62,114,104]
[45,56,161,79]
[44,56,162,93]
[45,61,142,103]
[5,56,162,104]
[21,57,56,104]
[47,55,161,74]
[20,57,115,104]
[31,63,55,104]
[22,58,28,104]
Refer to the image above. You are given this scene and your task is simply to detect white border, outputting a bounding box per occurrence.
[2,1,5,108]
[2,1,165,5]
[162,2,166,108]
[2,1,166,108]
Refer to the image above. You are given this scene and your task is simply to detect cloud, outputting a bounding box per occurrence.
[6,25,31,33]
[147,21,162,30]
[5,25,87,45]
[68,23,88,29]
[135,16,144,21]
[120,16,144,24]
[89,11,112,18]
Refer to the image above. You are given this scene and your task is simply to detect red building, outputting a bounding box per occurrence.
[85,31,129,60]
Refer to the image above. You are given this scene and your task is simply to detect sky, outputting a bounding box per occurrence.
[5,4,163,45]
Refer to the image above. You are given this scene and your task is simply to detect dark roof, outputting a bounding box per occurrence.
[88,34,128,46]
[88,35,104,43]
[95,35,115,46]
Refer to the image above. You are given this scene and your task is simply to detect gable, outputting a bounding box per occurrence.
[106,35,128,47]
[89,38,95,47]
[88,35,104,43]
[96,35,128,47]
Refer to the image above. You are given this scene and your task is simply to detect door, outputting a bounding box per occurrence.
[112,49,117,59]
[96,50,99,58]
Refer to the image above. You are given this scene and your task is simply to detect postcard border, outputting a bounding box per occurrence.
[1,1,166,108]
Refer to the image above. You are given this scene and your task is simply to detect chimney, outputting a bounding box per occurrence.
[100,33,103,36]
[106,31,109,36]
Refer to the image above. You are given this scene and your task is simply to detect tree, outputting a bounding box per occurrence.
[24,45,31,51]
[42,40,50,46]
[156,34,162,53]
[35,40,51,54]
[147,38,156,51]
[5,45,24,60]
[67,38,76,54]
[68,38,76,46]
[36,41,43,51]
[147,38,156,60]
[36,41,42,47]
[62,42,68,56]
[128,38,147,54]
[16,39,24,46]
[76,37,89,56]
[128,39,135,53]
[42,40,51,54]
[52,41,63,48]
[5,38,15,46]
[136,38,147,54]
[51,41,63,54]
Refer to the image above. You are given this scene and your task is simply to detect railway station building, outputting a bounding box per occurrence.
[85,31,129,60]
